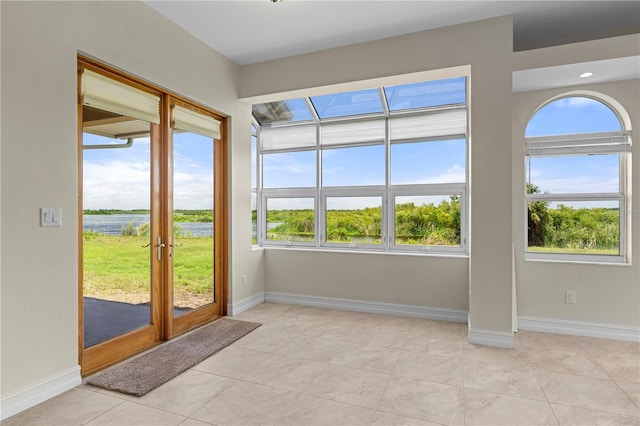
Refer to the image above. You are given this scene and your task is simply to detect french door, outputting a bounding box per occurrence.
[78,60,226,375]
[163,100,226,338]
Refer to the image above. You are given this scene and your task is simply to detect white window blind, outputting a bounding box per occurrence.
[320,119,385,147]
[261,124,316,151]
[173,105,221,139]
[525,131,631,156]
[82,69,160,124]
[390,109,466,142]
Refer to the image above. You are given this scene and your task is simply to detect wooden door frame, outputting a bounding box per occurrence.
[163,98,228,339]
[78,56,228,376]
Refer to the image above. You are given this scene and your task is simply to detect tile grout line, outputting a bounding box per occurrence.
[371,372,393,414]
[550,401,640,421]
[577,338,640,413]
[531,355,640,420]
[73,388,129,426]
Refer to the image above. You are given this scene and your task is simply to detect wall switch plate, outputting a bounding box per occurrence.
[41,208,62,227]
[565,290,576,304]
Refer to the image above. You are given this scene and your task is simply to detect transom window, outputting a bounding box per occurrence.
[252,76,468,254]
[524,95,631,263]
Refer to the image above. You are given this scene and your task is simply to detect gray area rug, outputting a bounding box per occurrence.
[86,318,261,396]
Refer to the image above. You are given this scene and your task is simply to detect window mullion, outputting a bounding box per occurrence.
[385,113,391,250]
[316,121,322,248]
[526,193,623,202]
[254,75,470,255]
[256,126,263,246]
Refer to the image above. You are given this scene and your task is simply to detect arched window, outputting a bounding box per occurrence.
[524,95,631,262]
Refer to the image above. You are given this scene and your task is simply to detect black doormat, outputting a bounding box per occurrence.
[86,318,261,396]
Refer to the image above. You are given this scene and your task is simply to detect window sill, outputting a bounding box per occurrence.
[261,245,469,259]
[524,257,631,267]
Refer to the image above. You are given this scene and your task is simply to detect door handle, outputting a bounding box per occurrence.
[156,236,166,261]
[168,242,181,258]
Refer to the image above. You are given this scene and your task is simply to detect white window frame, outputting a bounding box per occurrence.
[524,130,631,264]
[255,84,469,256]
[261,189,317,247]
[390,184,467,254]
[320,186,387,250]
[251,123,260,246]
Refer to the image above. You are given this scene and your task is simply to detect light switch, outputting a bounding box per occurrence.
[41,208,62,227]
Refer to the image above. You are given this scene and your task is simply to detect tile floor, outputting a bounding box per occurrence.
[4,302,640,425]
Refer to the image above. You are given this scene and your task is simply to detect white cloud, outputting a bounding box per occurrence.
[266,198,314,211]
[174,170,214,210]
[552,97,602,109]
[327,197,381,210]
[403,163,466,185]
[84,160,214,210]
[396,195,451,206]
[83,161,151,210]
[263,153,314,174]
[533,175,618,194]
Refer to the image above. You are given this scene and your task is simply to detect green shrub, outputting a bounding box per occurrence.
[120,220,150,237]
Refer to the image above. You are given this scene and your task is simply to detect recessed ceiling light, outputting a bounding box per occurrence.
[579,72,594,78]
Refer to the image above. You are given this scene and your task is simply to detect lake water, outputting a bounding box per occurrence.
[83,214,213,237]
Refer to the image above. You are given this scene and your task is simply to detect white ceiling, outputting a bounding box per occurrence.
[513,56,640,93]
[146,1,639,66]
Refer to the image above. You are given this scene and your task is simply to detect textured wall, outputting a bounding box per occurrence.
[241,16,515,333]
[512,79,640,327]
[0,0,263,399]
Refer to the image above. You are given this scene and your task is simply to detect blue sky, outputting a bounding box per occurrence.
[83,131,213,210]
[259,96,621,210]
[525,96,622,209]
[83,133,152,210]
[525,96,620,136]
[261,139,466,188]
[84,94,622,212]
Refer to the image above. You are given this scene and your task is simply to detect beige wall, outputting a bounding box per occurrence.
[1,0,637,415]
[512,79,640,326]
[0,1,262,399]
[242,16,515,334]
[243,22,639,335]
[511,36,639,329]
[265,250,468,311]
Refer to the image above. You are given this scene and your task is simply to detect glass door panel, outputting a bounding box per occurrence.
[82,124,153,348]
[79,62,226,376]
[171,130,215,316]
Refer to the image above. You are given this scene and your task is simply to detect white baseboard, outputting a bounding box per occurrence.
[468,328,515,348]
[1,366,82,421]
[230,293,638,345]
[264,291,468,323]
[518,316,640,342]
[227,292,265,316]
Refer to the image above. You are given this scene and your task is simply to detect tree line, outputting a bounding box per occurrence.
[84,209,213,223]
[264,187,618,253]
[527,183,619,252]
[266,197,461,245]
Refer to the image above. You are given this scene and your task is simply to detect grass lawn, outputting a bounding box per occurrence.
[527,246,618,255]
[83,235,214,308]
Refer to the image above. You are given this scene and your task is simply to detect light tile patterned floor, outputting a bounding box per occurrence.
[4,302,640,425]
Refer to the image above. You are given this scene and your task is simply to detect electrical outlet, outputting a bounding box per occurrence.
[565,290,576,304]
[241,275,247,287]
